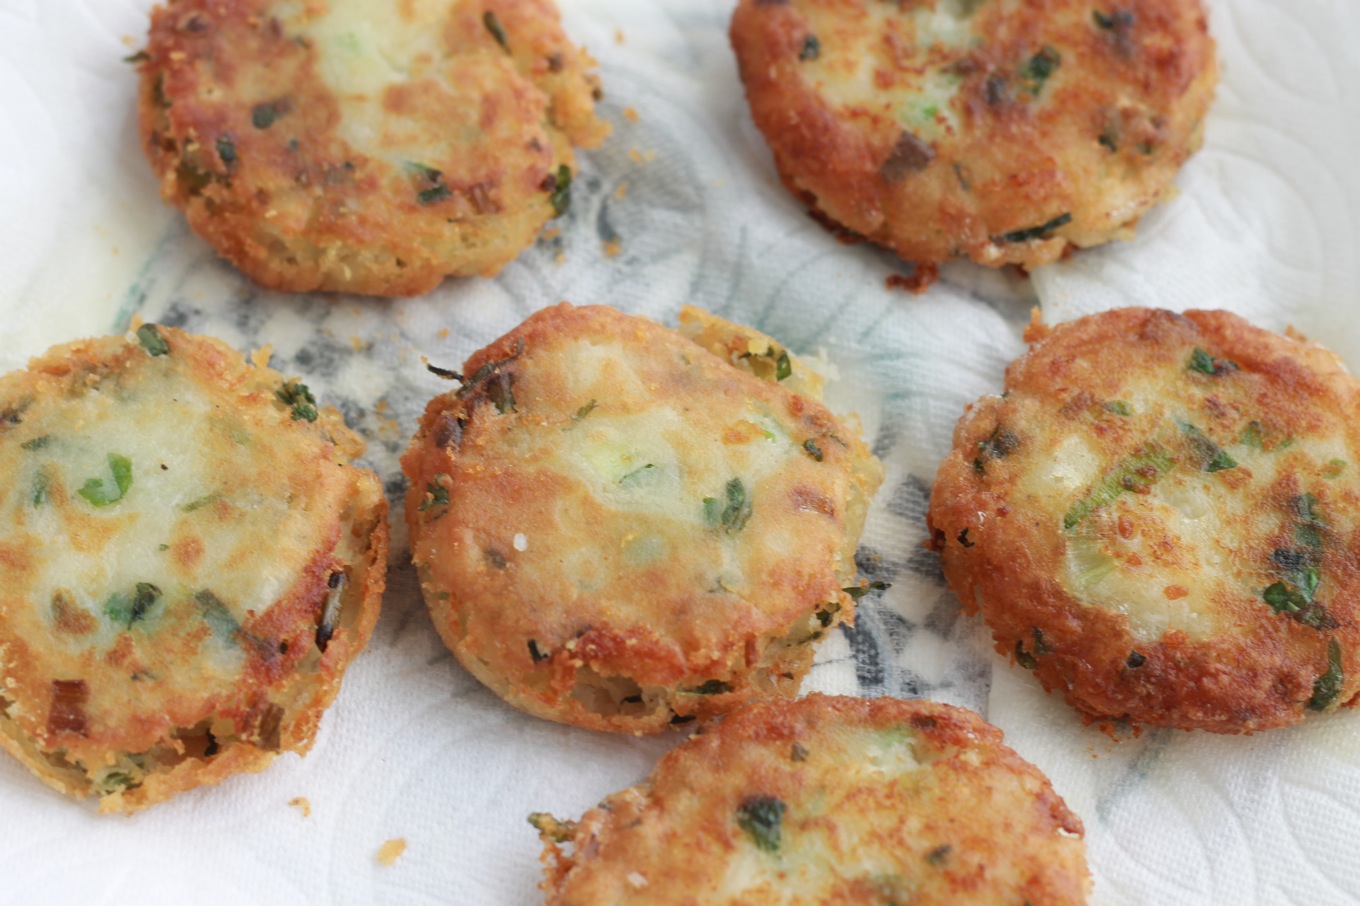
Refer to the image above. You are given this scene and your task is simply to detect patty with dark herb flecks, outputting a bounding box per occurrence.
[135,0,608,297]
[531,694,1090,904]
[0,326,387,812]
[730,0,1217,273]
[401,304,883,734]
[928,308,1360,732]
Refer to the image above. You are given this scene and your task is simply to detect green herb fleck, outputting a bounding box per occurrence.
[124,50,150,64]
[619,463,656,486]
[1188,347,1239,377]
[799,34,820,61]
[1104,400,1132,416]
[575,400,598,421]
[803,439,824,462]
[106,583,162,628]
[195,589,240,640]
[216,135,237,169]
[418,184,452,205]
[251,100,287,130]
[31,469,51,507]
[1015,639,1038,670]
[973,426,1020,474]
[1181,423,1237,473]
[997,212,1072,244]
[21,435,50,450]
[1307,638,1345,711]
[136,323,170,356]
[926,844,952,867]
[1064,444,1174,529]
[276,381,319,422]
[549,165,572,217]
[775,350,792,381]
[78,453,133,507]
[712,478,752,533]
[736,796,786,853]
[1019,46,1061,95]
[483,11,509,51]
[843,580,891,601]
[1239,421,1264,448]
[689,680,732,695]
[1323,459,1346,479]
[419,480,450,513]
[182,494,220,512]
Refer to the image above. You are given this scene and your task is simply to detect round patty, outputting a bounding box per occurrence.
[928,308,1360,733]
[0,325,387,812]
[532,694,1090,905]
[402,304,883,734]
[136,0,609,297]
[730,0,1217,270]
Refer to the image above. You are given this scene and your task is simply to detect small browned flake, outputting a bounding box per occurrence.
[49,679,89,736]
[880,131,934,182]
[377,837,408,866]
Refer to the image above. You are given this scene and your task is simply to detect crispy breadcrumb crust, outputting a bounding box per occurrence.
[534,694,1089,905]
[0,327,387,812]
[136,0,608,296]
[928,308,1360,732]
[730,0,1217,270]
[402,304,882,734]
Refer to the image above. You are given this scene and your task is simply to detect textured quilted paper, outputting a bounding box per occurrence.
[0,1,1357,903]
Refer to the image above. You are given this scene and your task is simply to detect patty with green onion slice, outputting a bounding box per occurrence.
[532,694,1090,904]
[402,304,882,734]
[928,308,1360,732]
[730,0,1217,274]
[0,326,387,812]
[135,0,608,297]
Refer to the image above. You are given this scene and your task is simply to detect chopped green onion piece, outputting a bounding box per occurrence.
[549,165,572,217]
[1307,638,1344,711]
[483,11,509,51]
[78,453,133,507]
[1188,347,1238,377]
[136,324,170,356]
[1063,444,1173,529]
[276,381,319,422]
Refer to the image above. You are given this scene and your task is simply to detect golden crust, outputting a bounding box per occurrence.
[730,0,1217,269]
[0,326,387,812]
[928,308,1360,733]
[137,0,609,297]
[534,694,1090,905]
[402,304,882,734]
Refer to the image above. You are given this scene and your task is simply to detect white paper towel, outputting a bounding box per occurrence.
[0,1,1356,903]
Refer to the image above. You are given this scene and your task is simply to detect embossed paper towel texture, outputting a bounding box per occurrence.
[0,1,1356,904]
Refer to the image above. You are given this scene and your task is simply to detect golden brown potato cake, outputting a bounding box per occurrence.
[928,308,1360,733]
[531,694,1090,905]
[402,304,883,734]
[0,325,387,812]
[136,0,609,297]
[730,0,1217,271]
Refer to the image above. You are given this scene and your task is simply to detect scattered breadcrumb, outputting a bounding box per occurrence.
[615,28,624,44]
[288,796,311,817]
[603,239,623,258]
[614,182,628,200]
[541,227,562,243]
[377,838,408,866]
[622,106,639,123]
[627,148,657,165]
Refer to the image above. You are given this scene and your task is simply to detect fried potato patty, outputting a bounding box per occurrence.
[532,694,1089,905]
[730,0,1217,270]
[928,308,1360,732]
[137,0,609,296]
[402,304,882,734]
[0,326,387,812]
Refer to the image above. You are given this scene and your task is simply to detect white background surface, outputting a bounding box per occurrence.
[0,1,1357,903]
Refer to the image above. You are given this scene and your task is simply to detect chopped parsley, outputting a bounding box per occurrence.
[1104,400,1133,416]
[31,469,51,507]
[419,480,450,513]
[1307,638,1344,711]
[136,323,170,356]
[736,796,786,853]
[105,582,162,628]
[574,400,598,421]
[276,381,319,422]
[77,453,133,507]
